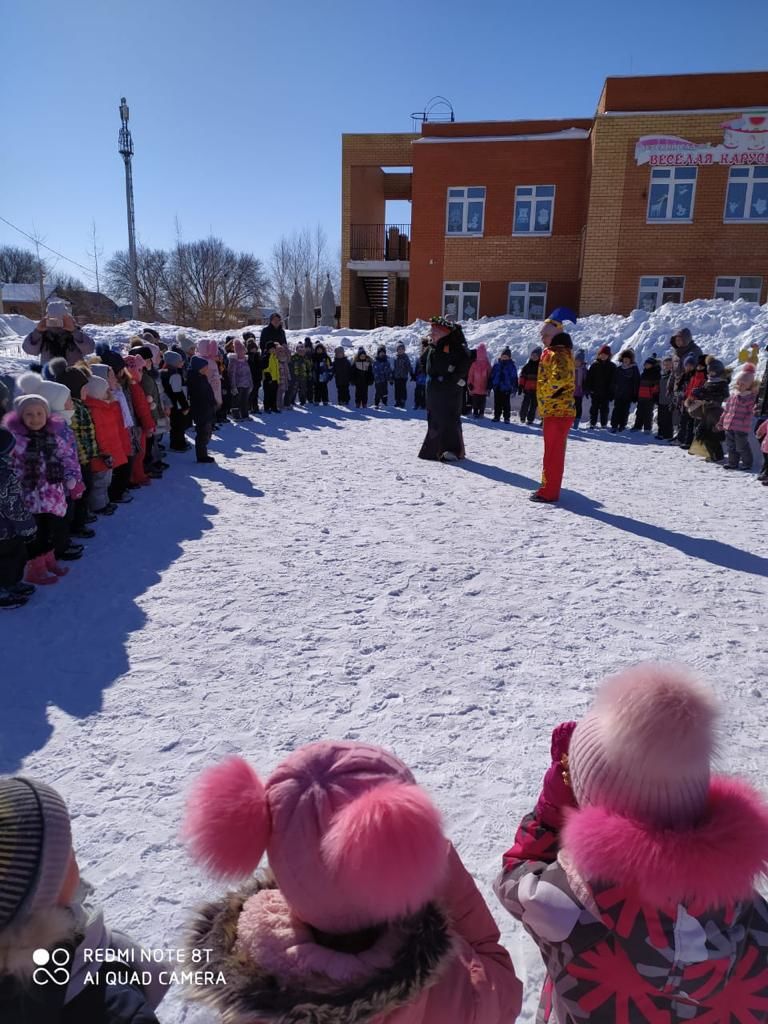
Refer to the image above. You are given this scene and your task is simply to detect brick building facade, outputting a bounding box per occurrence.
[341,71,768,328]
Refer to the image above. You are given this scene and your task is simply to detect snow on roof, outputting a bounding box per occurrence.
[0,282,56,303]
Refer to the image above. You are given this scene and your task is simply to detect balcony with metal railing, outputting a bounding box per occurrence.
[349,224,410,262]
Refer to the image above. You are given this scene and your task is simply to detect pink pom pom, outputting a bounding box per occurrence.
[183,757,270,879]
[321,782,446,923]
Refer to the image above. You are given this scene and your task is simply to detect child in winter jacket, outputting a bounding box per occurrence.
[313,344,334,406]
[632,356,661,432]
[610,349,640,432]
[183,740,522,1024]
[495,663,768,1024]
[0,427,36,608]
[718,362,758,470]
[392,343,413,408]
[692,358,729,463]
[228,340,254,420]
[351,348,374,408]
[288,344,310,406]
[262,343,280,413]
[161,351,190,451]
[756,418,768,484]
[414,339,429,410]
[188,356,217,463]
[372,346,393,408]
[490,347,518,423]
[585,345,615,428]
[676,355,701,448]
[657,355,676,439]
[128,344,168,473]
[276,342,291,409]
[467,343,492,418]
[0,775,166,1023]
[573,350,587,427]
[82,373,129,518]
[518,347,541,424]
[3,394,83,586]
[333,346,353,405]
[123,356,156,486]
[244,334,263,412]
[198,339,223,414]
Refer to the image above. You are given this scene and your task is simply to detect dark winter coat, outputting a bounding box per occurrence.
[247,348,263,387]
[613,363,640,402]
[160,368,189,412]
[0,971,160,1024]
[692,377,730,430]
[490,360,519,393]
[188,367,217,425]
[584,359,616,400]
[0,456,35,541]
[259,323,287,354]
[392,353,413,380]
[659,369,675,407]
[756,368,768,419]
[496,777,768,1024]
[351,356,374,387]
[671,338,704,383]
[426,331,470,389]
[22,327,95,366]
[414,351,429,386]
[314,353,334,384]
[333,356,352,388]
[290,353,311,386]
[518,360,540,394]
[372,356,393,385]
[637,363,661,402]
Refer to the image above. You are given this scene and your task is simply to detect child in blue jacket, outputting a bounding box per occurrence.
[490,348,519,423]
[373,346,393,408]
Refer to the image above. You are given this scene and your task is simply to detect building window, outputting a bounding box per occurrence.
[508,282,547,319]
[446,187,486,235]
[443,282,480,321]
[714,275,763,302]
[724,167,768,221]
[637,276,685,312]
[647,167,697,222]
[513,185,555,235]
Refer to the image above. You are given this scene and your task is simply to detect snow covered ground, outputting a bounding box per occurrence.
[3,394,767,1022]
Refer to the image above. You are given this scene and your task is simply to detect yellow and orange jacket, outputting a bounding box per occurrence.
[536,346,576,418]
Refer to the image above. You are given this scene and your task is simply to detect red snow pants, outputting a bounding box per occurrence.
[130,432,150,485]
[536,416,571,501]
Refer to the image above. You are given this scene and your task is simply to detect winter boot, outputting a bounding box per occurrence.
[44,551,69,577]
[0,587,28,609]
[10,581,35,597]
[25,555,58,585]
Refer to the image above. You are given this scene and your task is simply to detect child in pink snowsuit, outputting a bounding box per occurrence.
[495,664,768,1023]
[184,740,522,1024]
[467,343,492,418]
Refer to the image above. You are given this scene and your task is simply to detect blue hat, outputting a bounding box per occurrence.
[545,306,577,327]
[189,356,209,373]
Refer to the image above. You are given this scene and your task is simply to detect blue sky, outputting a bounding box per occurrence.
[2,0,766,288]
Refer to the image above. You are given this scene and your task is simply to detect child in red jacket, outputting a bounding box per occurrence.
[518,346,541,424]
[82,376,127,515]
[124,356,156,486]
[632,356,661,432]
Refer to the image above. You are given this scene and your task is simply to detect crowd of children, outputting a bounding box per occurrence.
[3,662,768,1023]
[2,310,766,610]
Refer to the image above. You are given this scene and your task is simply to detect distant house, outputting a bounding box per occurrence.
[56,288,121,325]
[0,282,57,319]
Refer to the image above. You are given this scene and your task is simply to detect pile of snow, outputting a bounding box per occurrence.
[79,299,767,370]
[0,312,36,337]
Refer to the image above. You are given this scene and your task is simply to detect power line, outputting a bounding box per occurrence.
[0,213,98,282]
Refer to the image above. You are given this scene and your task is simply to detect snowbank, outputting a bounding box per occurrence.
[1,301,766,379]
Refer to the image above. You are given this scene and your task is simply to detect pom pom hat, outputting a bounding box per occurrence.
[184,741,448,932]
[568,664,718,829]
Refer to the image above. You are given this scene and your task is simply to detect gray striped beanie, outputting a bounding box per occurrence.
[0,778,72,929]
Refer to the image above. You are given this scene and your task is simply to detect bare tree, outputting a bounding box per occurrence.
[268,224,340,309]
[0,245,41,283]
[105,246,168,320]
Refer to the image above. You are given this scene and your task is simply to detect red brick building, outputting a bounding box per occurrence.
[341,71,768,328]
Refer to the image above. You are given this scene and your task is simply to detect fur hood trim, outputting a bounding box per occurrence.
[186,876,454,1024]
[563,776,768,910]
[0,907,76,979]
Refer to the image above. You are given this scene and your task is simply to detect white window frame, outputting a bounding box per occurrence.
[507,282,547,319]
[637,275,685,312]
[646,167,697,223]
[443,281,481,321]
[724,166,768,222]
[714,275,763,303]
[513,185,555,236]
[445,187,486,236]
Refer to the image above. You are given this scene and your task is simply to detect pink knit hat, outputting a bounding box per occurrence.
[184,741,448,932]
[233,339,246,358]
[568,664,718,828]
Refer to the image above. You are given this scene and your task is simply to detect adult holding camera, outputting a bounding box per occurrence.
[22,299,95,366]
[418,316,470,462]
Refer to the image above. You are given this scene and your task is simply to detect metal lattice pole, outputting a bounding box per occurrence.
[118,97,139,318]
